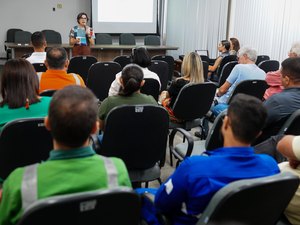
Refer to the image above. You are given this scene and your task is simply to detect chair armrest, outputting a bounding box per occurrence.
[169,128,194,159]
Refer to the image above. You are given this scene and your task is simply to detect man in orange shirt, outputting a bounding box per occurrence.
[37,47,85,93]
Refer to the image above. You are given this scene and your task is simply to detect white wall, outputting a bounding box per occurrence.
[165,0,228,59]
[0,0,90,58]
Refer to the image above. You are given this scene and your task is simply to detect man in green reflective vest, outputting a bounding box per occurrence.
[0,86,131,225]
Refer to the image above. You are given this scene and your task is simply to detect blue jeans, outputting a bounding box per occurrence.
[211,103,228,116]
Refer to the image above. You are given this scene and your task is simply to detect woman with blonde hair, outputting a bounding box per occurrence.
[160,52,204,121]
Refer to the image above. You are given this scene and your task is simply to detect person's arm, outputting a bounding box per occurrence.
[208,57,222,72]
[263,97,281,128]
[98,98,109,131]
[277,135,300,169]
[69,28,80,45]
[86,27,95,46]
[69,37,80,45]
[217,81,231,97]
[0,169,23,225]
[154,161,189,213]
[159,91,170,103]
[108,74,122,96]
[87,36,95,45]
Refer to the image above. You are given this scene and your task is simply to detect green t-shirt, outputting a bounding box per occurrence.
[0,146,131,225]
[0,97,51,132]
[98,92,158,120]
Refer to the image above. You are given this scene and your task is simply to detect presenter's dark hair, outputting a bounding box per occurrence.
[31,31,46,48]
[0,59,39,108]
[131,47,151,67]
[48,86,98,147]
[119,64,144,96]
[77,12,89,23]
[46,47,67,69]
[227,93,267,144]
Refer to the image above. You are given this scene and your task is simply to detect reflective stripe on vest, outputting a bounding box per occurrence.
[101,156,119,188]
[37,72,43,89]
[21,164,38,211]
[71,73,81,85]
[21,156,118,210]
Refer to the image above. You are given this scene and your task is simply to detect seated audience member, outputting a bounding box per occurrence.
[37,47,85,93]
[256,57,300,144]
[208,40,230,76]
[108,47,161,96]
[229,37,240,55]
[212,46,266,116]
[0,59,51,131]
[0,86,131,225]
[160,52,204,121]
[264,42,300,100]
[277,135,300,225]
[99,64,157,130]
[141,94,279,225]
[26,31,47,64]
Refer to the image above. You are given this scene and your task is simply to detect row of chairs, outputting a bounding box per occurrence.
[5,29,160,46]
[14,169,300,225]
[0,104,169,187]
[168,79,268,167]
[5,29,62,59]
[96,33,161,46]
[210,54,279,86]
[6,29,62,45]
[33,54,173,102]
[1,102,299,224]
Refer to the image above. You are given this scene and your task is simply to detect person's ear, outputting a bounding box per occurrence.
[44,116,51,131]
[140,80,145,87]
[65,59,69,69]
[91,120,99,135]
[44,60,49,69]
[221,115,229,135]
[119,77,124,87]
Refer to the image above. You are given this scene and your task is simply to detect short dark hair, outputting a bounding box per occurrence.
[0,59,39,108]
[31,31,46,48]
[227,94,267,144]
[221,40,231,51]
[46,47,67,69]
[48,86,98,148]
[131,47,151,67]
[119,64,144,96]
[281,57,300,84]
[77,12,89,23]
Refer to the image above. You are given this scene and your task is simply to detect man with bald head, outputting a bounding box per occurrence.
[37,47,85,93]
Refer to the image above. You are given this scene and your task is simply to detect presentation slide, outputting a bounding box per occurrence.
[92,0,158,34]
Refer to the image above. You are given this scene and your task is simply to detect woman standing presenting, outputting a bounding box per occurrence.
[69,12,95,56]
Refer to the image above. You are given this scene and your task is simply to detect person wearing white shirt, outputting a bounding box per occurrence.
[26,31,47,64]
[109,47,161,96]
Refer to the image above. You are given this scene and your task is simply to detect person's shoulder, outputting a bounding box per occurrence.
[138,93,158,103]
[39,96,52,104]
[4,166,25,185]
[174,77,189,85]
[182,155,211,167]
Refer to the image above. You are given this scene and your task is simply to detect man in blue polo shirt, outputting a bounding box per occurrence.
[153,94,279,225]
